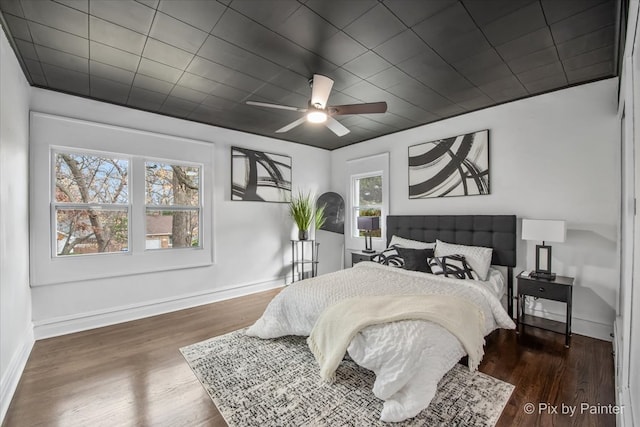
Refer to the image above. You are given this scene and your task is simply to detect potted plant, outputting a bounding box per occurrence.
[289,191,314,240]
[289,191,326,240]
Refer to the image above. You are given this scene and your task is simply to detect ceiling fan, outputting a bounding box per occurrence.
[246,74,387,137]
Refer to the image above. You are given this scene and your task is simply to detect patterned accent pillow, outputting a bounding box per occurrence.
[428,255,479,280]
[373,245,404,267]
[395,247,433,273]
[435,240,492,281]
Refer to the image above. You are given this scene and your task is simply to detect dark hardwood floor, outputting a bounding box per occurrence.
[3,289,615,427]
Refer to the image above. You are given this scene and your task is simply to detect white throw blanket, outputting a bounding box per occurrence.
[307,295,486,382]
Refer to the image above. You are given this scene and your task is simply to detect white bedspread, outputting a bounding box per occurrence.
[246,262,515,422]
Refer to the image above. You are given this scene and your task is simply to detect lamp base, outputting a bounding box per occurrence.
[531,271,556,281]
[362,249,376,254]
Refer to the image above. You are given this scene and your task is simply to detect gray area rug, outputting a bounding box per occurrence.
[180,329,514,426]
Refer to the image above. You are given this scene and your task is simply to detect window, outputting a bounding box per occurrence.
[352,174,383,238]
[31,113,214,286]
[345,153,389,252]
[145,162,201,250]
[54,151,130,256]
[53,153,204,256]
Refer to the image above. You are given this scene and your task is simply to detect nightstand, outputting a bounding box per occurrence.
[517,273,574,347]
[351,251,378,266]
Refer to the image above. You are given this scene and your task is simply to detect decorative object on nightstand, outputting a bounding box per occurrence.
[351,250,379,266]
[521,219,566,280]
[291,239,319,283]
[357,216,380,253]
[516,272,574,347]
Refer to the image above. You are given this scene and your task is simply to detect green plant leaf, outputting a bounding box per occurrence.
[289,190,313,231]
[315,203,326,230]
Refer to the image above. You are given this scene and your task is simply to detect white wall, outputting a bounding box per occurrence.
[331,78,620,341]
[29,88,333,337]
[0,27,33,420]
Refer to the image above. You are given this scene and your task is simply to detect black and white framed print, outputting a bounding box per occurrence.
[231,147,291,202]
[408,130,490,199]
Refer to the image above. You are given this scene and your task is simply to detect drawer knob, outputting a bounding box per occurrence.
[538,287,545,292]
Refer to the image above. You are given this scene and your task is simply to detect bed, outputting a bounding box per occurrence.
[247,215,517,422]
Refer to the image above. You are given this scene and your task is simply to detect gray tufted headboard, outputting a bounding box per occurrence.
[386,215,517,316]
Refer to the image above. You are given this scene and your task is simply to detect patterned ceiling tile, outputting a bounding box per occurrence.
[89,15,146,55]
[55,0,89,13]
[149,11,208,54]
[90,74,130,104]
[34,44,88,73]
[0,0,621,150]
[343,3,405,49]
[21,0,87,37]
[157,0,226,33]
[137,57,183,84]
[89,60,136,85]
[2,14,32,40]
[90,41,140,72]
[142,38,194,70]
[384,0,456,27]
[28,20,88,57]
[89,0,154,34]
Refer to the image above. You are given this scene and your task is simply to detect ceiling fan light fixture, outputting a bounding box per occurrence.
[307,110,327,123]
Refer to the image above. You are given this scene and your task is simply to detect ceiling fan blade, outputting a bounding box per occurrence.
[325,117,350,137]
[246,101,306,112]
[329,101,388,115]
[276,117,307,133]
[310,74,334,108]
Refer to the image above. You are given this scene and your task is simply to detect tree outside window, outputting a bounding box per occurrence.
[145,162,201,249]
[54,152,129,256]
[354,174,382,238]
[54,152,202,256]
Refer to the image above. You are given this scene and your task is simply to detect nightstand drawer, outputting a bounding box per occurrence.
[351,251,378,266]
[518,279,569,302]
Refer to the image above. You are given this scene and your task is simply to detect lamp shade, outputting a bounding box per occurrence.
[357,216,380,231]
[521,219,566,243]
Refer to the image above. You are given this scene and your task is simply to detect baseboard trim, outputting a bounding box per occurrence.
[1,324,34,423]
[527,306,612,341]
[33,277,285,340]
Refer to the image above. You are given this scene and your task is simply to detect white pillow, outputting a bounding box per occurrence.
[389,235,435,250]
[434,239,492,281]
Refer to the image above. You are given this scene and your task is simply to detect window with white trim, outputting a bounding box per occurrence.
[351,173,383,238]
[31,112,214,286]
[345,152,389,252]
[54,150,130,256]
[53,152,204,256]
[145,161,201,250]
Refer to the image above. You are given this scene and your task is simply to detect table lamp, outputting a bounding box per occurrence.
[522,219,566,280]
[357,216,380,253]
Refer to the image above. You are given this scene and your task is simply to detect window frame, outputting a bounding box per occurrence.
[351,172,383,239]
[345,152,389,253]
[51,147,132,258]
[30,112,214,286]
[143,158,203,251]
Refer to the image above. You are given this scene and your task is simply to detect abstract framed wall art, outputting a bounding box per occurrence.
[231,147,292,202]
[408,130,490,199]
